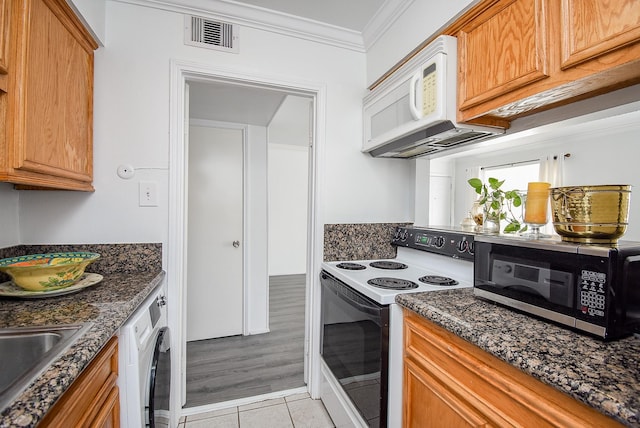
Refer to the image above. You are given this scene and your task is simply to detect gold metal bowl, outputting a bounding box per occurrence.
[550,185,631,244]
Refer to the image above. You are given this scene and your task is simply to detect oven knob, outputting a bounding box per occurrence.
[401,230,408,241]
[468,242,475,255]
[434,236,445,248]
[456,240,468,252]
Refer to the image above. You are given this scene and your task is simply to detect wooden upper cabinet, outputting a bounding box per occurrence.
[458,0,550,112]
[0,0,9,93]
[0,0,8,75]
[561,0,640,69]
[1,0,98,191]
[452,0,640,125]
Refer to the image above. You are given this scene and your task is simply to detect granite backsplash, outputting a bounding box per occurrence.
[323,222,411,261]
[0,243,162,283]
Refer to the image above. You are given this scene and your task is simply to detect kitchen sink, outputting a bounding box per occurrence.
[0,323,91,410]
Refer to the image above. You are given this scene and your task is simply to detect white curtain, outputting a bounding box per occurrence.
[538,153,565,187]
[538,153,567,233]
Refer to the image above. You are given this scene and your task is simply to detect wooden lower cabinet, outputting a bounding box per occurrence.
[40,336,120,428]
[403,310,622,427]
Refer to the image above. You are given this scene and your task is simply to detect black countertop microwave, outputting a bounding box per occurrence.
[474,235,640,340]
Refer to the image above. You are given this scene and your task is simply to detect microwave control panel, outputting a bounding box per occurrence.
[422,63,438,116]
[579,269,607,317]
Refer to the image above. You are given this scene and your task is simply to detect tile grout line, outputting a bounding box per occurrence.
[285,400,296,428]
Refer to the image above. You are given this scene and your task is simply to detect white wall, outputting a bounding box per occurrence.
[12,1,415,252]
[0,184,20,247]
[451,107,640,240]
[268,144,309,275]
[366,0,476,86]
[245,124,270,333]
[268,96,310,276]
[68,0,106,45]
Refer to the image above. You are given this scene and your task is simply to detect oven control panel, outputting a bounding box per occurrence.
[392,226,475,261]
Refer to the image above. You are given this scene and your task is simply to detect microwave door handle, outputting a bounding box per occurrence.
[409,69,422,120]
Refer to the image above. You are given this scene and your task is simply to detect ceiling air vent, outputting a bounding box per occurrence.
[185,16,238,53]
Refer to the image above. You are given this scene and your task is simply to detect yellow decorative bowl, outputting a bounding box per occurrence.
[0,252,100,292]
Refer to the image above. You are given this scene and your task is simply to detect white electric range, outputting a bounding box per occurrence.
[319,226,475,428]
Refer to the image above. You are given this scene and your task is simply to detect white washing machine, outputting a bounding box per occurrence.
[118,283,171,428]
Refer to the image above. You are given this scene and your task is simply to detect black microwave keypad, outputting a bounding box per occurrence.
[580,270,606,317]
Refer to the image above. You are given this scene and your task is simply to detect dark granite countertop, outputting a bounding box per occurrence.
[0,244,164,428]
[396,289,640,427]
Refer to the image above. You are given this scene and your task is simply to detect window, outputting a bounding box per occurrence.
[481,162,539,193]
[481,161,540,231]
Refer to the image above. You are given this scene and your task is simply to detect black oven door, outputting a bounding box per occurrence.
[320,270,388,428]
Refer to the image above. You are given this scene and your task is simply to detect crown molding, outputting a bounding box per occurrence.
[362,0,414,51]
[112,0,368,52]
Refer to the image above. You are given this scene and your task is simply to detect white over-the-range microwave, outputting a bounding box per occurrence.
[363,35,503,159]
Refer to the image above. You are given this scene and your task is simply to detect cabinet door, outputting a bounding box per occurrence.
[0,0,8,74]
[39,337,119,427]
[12,0,93,183]
[404,358,494,428]
[458,0,550,112]
[561,0,640,69]
[90,386,120,428]
[0,0,9,92]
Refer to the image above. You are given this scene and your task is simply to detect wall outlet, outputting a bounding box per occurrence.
[139,181,158,207]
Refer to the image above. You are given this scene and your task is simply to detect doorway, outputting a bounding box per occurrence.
[168,64,322,419]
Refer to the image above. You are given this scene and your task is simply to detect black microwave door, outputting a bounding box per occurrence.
[475,242,577,317]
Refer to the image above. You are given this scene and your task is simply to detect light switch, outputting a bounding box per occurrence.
[139,181,158,207]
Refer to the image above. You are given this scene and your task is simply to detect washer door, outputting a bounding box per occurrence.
[147,327,170,428]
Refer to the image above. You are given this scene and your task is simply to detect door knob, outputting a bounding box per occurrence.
[233,240,240,248]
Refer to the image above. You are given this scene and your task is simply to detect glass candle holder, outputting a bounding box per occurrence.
[471,200,484,232]
[521,182,551,238]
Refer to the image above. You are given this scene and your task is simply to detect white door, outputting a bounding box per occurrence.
[187,125,244,341]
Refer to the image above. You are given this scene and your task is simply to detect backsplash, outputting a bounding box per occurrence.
[0,243,162,283]
[323,222,411,261]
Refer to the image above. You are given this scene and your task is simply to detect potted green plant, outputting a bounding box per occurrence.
[467,177,526,233]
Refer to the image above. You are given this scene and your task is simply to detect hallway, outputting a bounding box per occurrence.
[185,274,306,407]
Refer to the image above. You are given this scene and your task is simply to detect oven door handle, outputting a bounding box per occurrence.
[322,272,382,315]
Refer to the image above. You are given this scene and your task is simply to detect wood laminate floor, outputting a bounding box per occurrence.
[185,274,306,407]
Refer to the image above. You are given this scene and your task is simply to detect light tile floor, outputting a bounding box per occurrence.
[180,393,335,428]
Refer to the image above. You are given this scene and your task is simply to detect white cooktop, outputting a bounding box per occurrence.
[321,247,473,305]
